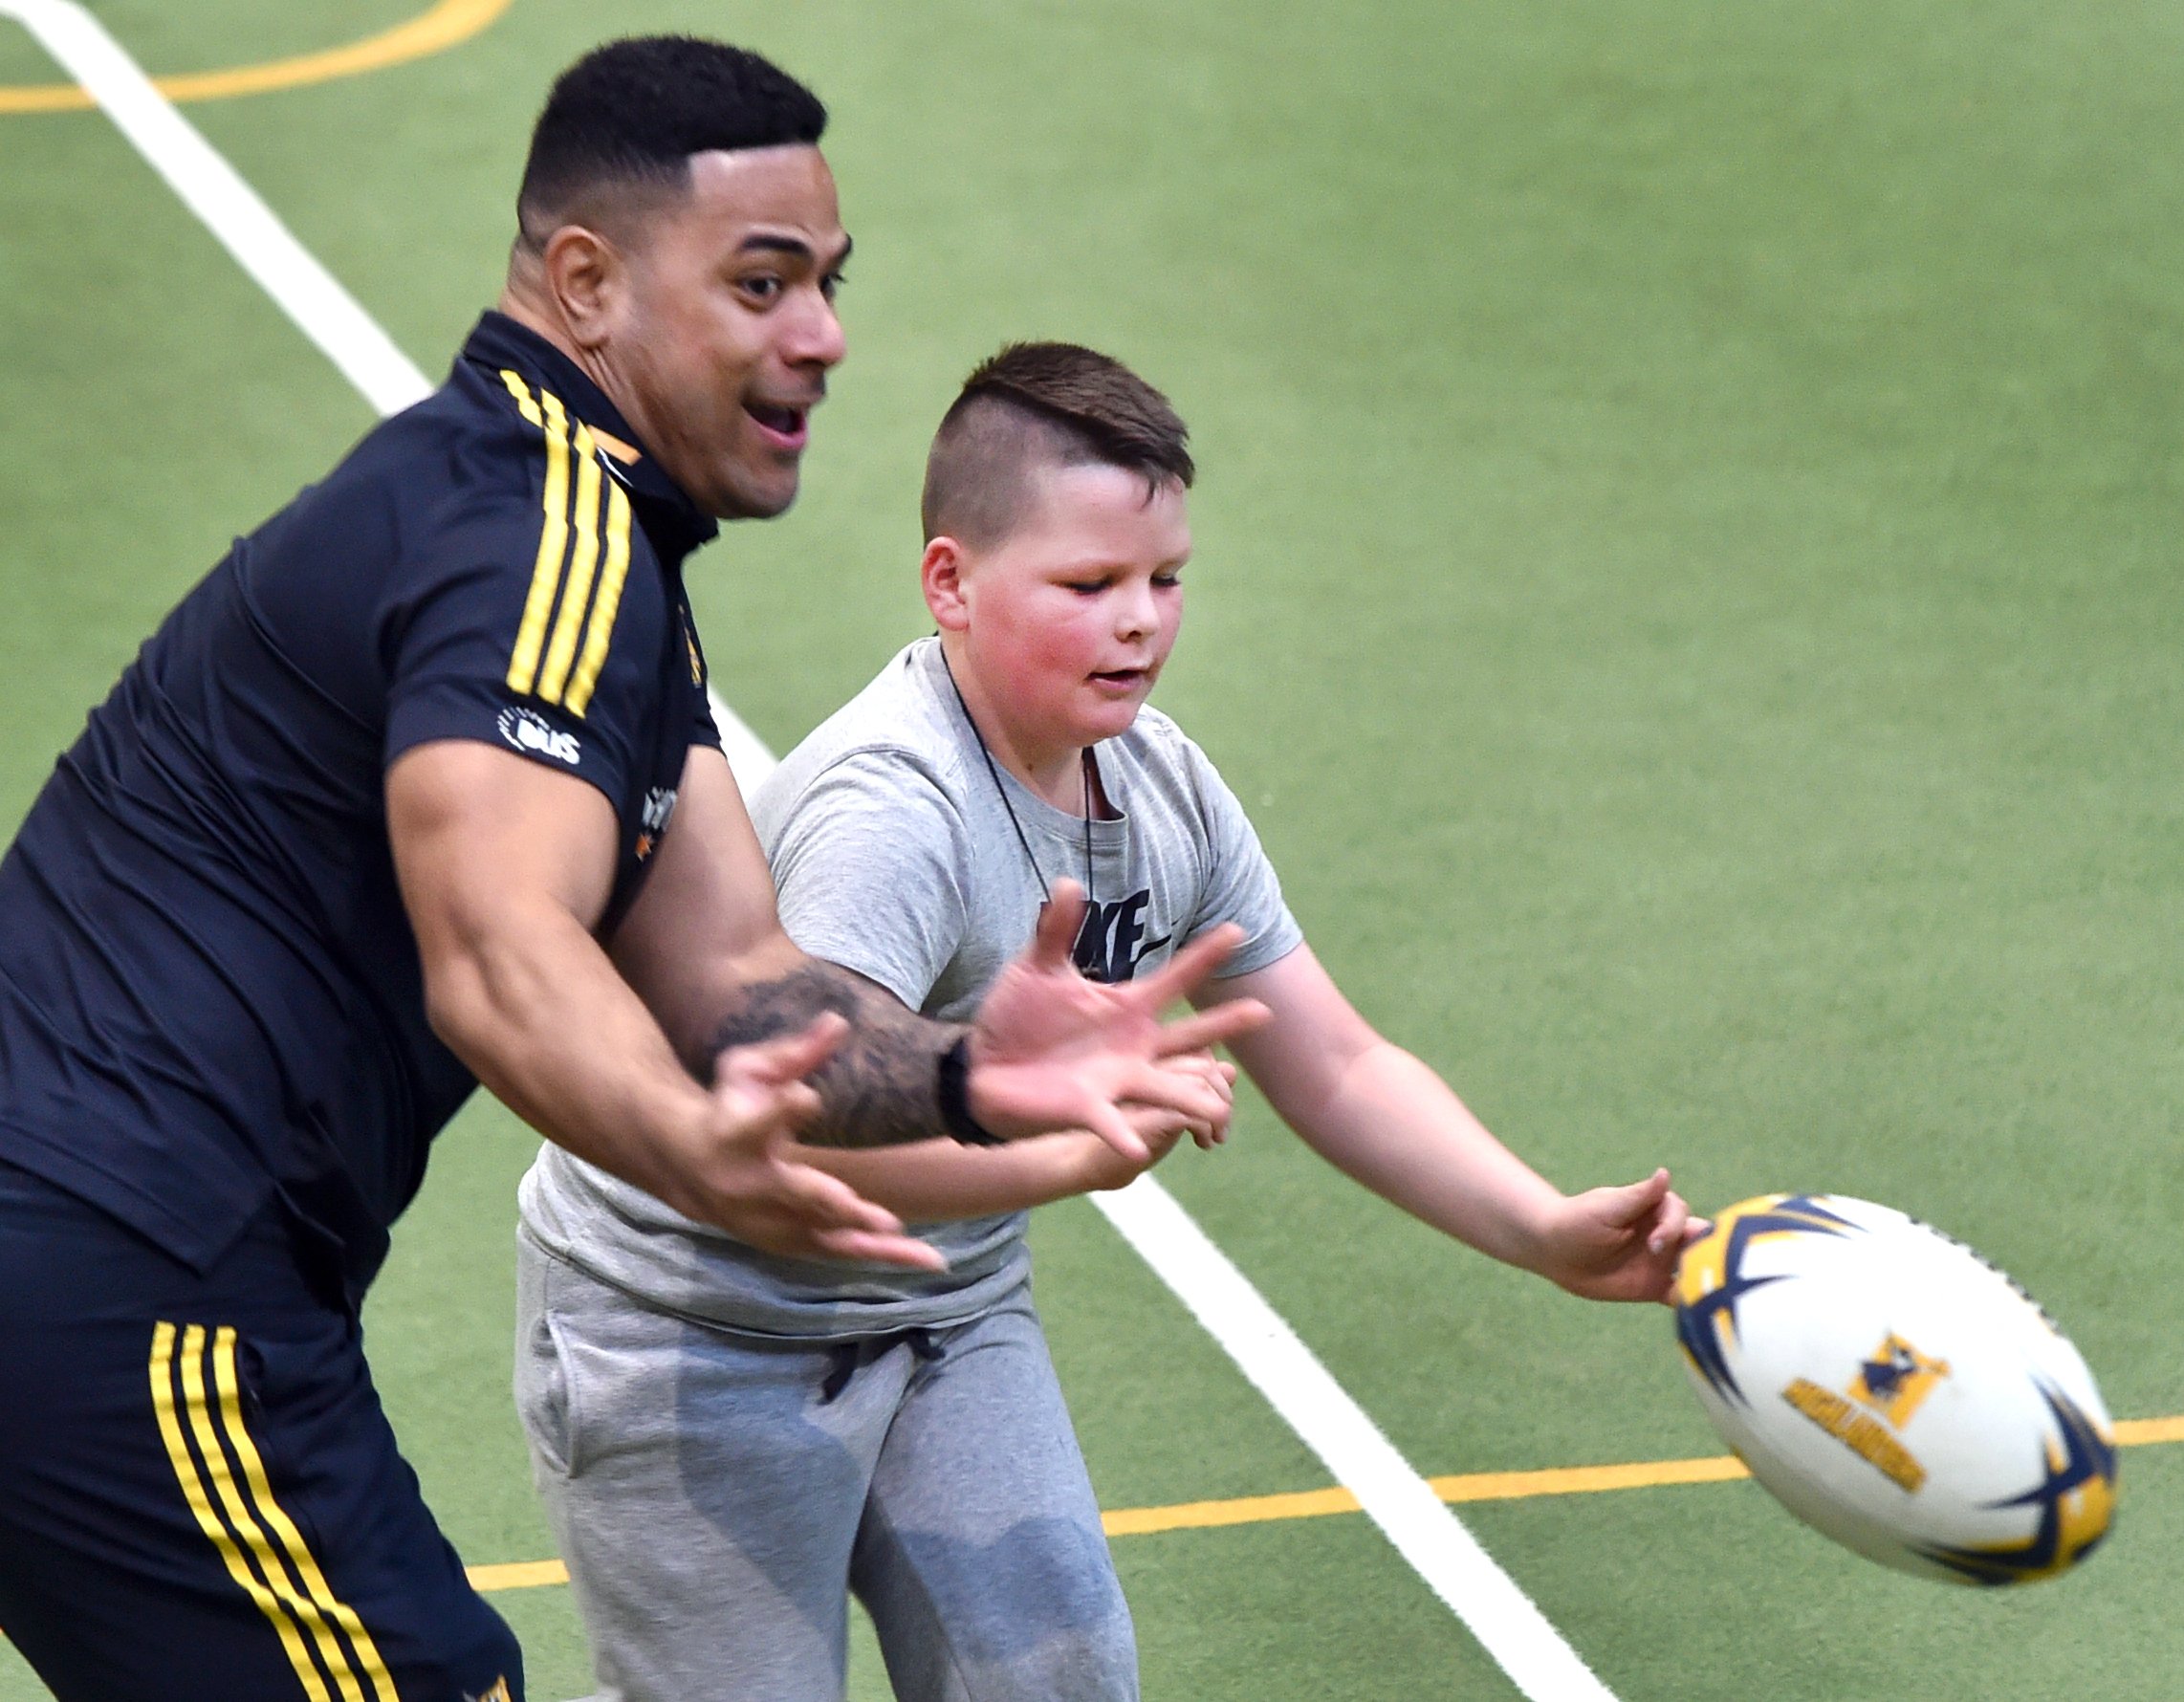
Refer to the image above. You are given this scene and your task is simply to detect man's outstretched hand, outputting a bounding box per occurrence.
[967,882,1271,1160]
[685,1014,946,1271]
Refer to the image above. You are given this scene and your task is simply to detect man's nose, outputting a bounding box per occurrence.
[786,289,846,370]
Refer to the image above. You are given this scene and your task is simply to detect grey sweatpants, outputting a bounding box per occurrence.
[513,1233,1138,1702]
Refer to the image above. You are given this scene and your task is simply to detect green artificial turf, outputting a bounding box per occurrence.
[5,2,2181,1697]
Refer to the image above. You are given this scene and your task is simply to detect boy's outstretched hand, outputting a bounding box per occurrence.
[1535,1168,1709,1305]
[967,881,1270,1161]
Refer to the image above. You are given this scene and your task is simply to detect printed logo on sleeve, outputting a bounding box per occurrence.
[635,785,678,861]
[497,705,580,766]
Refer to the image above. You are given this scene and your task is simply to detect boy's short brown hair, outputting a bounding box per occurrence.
[921,342,1194,547]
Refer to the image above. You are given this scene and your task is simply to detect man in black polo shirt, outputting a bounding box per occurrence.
[0,38,1257,1702]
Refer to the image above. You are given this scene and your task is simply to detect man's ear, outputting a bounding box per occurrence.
[540,225,626,355]
[922,537,974,631]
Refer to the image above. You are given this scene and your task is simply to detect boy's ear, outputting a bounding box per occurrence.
[922,536,973,631]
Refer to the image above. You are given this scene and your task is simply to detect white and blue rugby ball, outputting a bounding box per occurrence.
[1673,1193,2115,1585]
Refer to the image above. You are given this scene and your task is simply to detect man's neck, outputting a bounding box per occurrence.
[499,281,654,437]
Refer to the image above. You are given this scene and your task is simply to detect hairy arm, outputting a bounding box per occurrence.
[385,738,932,1265]
[614,750,1255,1154]
[1205,944,1693,1302]
[698,956,965,1149]
[606,749,967,1148]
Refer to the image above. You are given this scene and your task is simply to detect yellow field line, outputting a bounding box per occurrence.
[0,0,512,115]
[461,1412,2184,1594]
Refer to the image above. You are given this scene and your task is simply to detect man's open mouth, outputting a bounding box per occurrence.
[744,403,809,447]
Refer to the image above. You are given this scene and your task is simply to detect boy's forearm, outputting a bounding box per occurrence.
[795,1134,1109,1224]
[1280,1042,1565,1272]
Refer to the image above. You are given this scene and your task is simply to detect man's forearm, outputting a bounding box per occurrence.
[706,958,965,1148]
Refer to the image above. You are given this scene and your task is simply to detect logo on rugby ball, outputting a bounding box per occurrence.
[1779,1335,1952,1495]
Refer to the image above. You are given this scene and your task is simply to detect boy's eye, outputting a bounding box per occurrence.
[1152,573,1183,589]
[1063,579,1108,596]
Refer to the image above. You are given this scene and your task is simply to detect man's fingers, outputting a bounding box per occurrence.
[1032,880,1088,971]
[713,1012,849,1090]
[1152,999,1270,1058]
[1133,922,1245,1006]
[808,1226,950,1271]
[764,1153,906,1237]
[1081,1098,1152,1163]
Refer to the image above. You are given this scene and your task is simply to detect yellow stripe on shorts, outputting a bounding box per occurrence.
[149,1324,399,1702]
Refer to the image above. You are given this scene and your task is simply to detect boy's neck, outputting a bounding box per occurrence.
[938,634,1100,817]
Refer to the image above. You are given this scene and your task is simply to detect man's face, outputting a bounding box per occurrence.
[609,145,848,518]
[953,463,1191,756]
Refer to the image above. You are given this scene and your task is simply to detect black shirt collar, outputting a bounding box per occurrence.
[457,311,720,559]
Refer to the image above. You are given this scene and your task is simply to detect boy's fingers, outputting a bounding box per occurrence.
[1152,999,1270,1058]
[1118,1060,1232,1126]
[1031,881,1087,971]
[1598,1167,1671,1230]
[1645,1189,1692,1256]
[1133,923,1245,1006]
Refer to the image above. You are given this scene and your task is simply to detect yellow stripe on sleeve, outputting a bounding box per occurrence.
[536,427,603,706]
[495,369,541,428]
[506,390,572,696]
[563,476,632,717]
[150,1325,337,1702]
[212,1330,402,1702]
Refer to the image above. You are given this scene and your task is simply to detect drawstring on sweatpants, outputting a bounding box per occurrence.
[818,1326,943,1404]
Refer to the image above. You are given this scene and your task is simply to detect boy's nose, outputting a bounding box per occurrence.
[1115,585,1158,640]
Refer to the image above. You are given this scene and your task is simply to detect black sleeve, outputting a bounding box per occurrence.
[382,436,664,806]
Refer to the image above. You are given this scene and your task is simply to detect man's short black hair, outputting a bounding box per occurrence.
[517,36,827,245]
[922,343,1194,547]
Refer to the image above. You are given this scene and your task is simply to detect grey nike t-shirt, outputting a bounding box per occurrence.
[519,637,1301,1337]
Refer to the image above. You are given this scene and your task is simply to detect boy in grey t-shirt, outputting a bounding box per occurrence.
[515,345,1699,1702]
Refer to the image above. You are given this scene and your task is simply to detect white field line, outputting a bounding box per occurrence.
[6,8,1619,1696]
[1092,1180,1618,1701]
[0,0,430,416]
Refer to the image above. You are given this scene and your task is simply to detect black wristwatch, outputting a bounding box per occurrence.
[936,1035,1004,1146]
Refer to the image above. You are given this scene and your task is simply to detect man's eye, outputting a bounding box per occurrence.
[820,271,847,301]
[739,275,783,303]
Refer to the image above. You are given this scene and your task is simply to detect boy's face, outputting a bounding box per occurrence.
[946,462,1190,755]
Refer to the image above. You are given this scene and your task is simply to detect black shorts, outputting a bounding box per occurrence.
[0,1160,523,1702]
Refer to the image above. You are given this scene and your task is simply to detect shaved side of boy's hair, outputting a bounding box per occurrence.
[921,342,1195,547]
